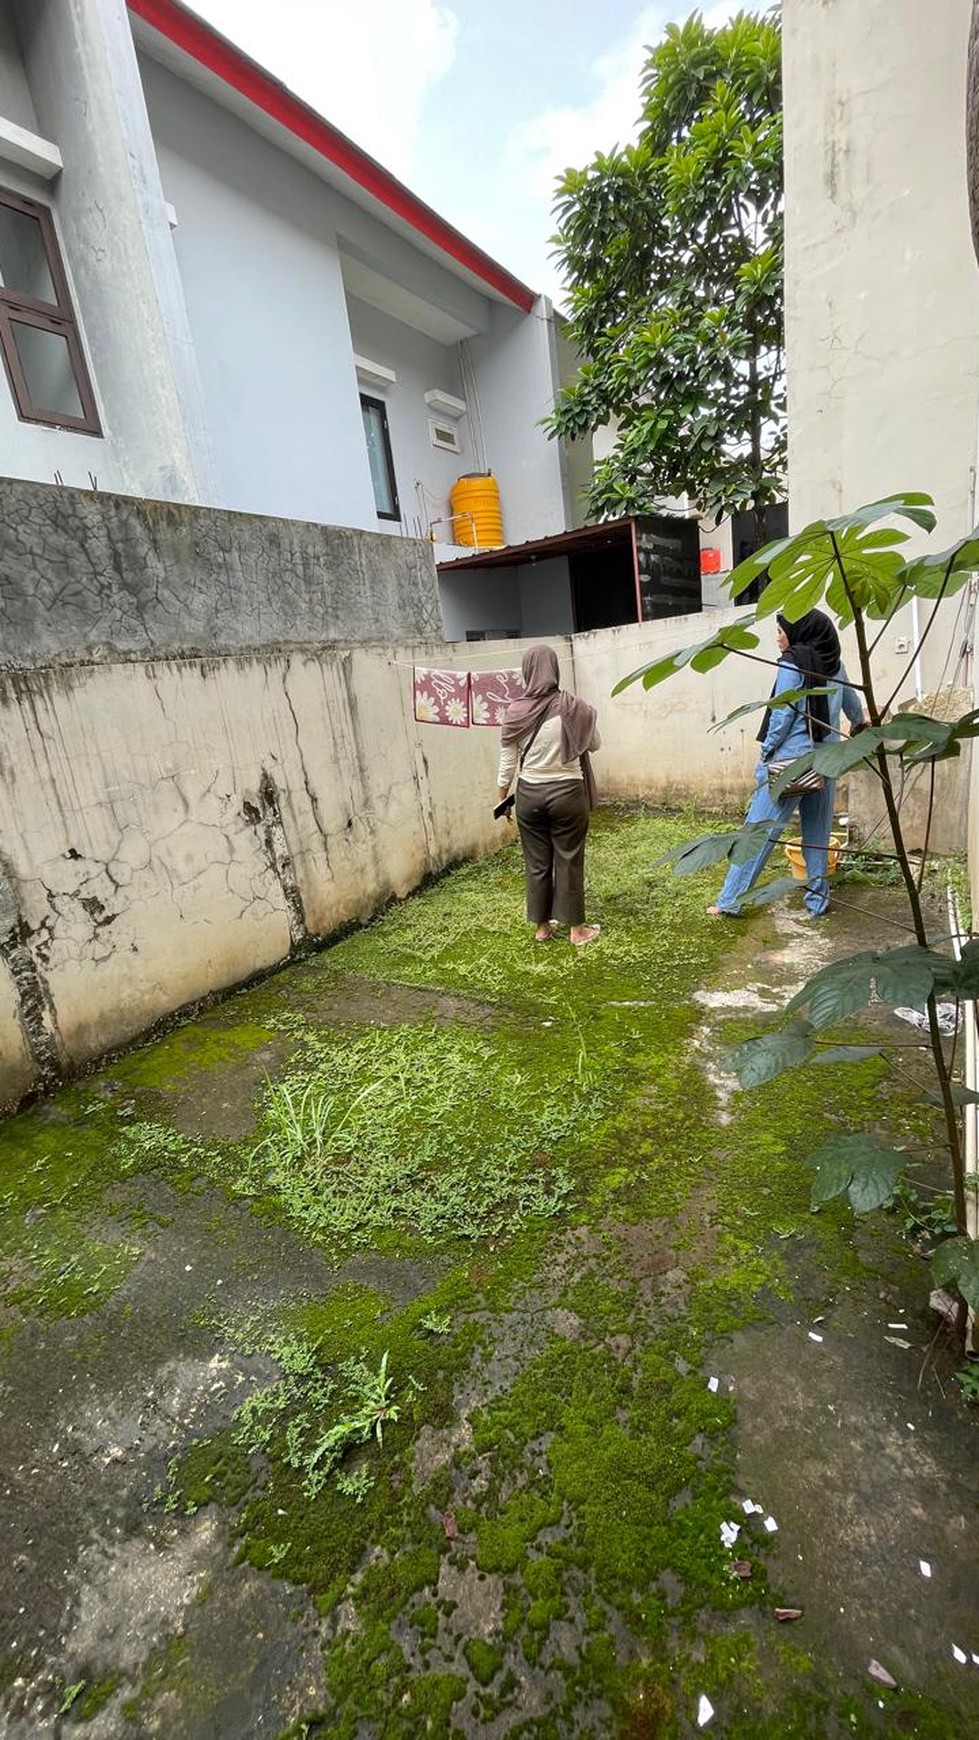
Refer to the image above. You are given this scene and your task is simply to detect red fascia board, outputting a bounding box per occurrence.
[126,0,537,313]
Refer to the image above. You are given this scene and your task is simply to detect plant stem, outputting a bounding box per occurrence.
[830,533,969,1244]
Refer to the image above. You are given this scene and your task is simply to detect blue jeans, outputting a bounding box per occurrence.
[714,765,835,917]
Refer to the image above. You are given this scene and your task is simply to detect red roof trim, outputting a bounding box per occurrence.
[127,0,537,313]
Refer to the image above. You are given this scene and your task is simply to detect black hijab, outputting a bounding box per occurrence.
[756,609,841,745]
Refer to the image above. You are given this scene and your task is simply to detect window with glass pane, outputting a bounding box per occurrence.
[360,394,400,520]
[0,185,100,435]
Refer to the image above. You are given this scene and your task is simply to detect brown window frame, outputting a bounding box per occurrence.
[360,392,401,522]
[0,185,101,436]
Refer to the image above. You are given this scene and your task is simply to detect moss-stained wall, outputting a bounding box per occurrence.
[0,643,510,1107]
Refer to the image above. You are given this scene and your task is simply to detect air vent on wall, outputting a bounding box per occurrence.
[429,418,461,453]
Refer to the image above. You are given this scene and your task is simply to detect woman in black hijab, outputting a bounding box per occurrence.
[708,608,864,917]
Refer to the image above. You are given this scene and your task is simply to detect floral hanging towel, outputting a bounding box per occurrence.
[413,667,471,726]
[470,668,525,726]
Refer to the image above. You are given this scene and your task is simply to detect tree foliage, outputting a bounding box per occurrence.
[548,9,783,527]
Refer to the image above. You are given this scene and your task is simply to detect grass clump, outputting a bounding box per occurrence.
[244,1022,583,1247]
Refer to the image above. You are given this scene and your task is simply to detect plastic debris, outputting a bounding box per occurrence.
[868,1660,897,1689]
[972,1654,979,1667]
[720,1521,740,1549]
[697,1693,714,1727]
[887,1322,908,1330]
[929,1289,959,1327]
[775,1608,803,1623]
[808,1331,824,1343]
[885,1336,912,1349]
[763,1515,778,1533]
[741,1499,763,1515]
[952,1646,968,1665]
[919,1560,932,1578]
[894,1004,958,1035]
[707,1376,719,1393]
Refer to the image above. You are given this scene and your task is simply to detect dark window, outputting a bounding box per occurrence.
[0,186,100,435]
[360,393,400,520]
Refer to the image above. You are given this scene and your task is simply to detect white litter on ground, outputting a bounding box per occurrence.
[720,1521,740,1549]
[952,1646,968,1665]
[763,1516,778,1533]
[808,1332,824,1343]
[707,1376,719,1393]
[697,1694,715,1726]
[920,1560,932,1578]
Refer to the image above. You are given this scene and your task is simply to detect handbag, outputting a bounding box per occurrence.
[494,710,549,818]
[767,761,825,798]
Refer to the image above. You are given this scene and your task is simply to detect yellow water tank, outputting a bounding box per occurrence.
[450,473,504,549]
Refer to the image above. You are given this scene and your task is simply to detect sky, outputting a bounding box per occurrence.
[188,0,736,306]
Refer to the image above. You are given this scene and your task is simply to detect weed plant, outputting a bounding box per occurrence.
[245,1022,583,1246]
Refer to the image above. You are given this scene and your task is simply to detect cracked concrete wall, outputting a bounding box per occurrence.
[0,645,507,1106]
[0,476,442,663]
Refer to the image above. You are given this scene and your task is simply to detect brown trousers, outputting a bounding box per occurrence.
[515,779,589,925]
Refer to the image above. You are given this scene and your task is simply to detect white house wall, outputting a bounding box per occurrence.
[344,295,473,541]
[784,0,979,537]
[0,0,212,502]
[0,1,36,131]
[466,299,569,546]
[438,567,522,642]
[139,53,378,529]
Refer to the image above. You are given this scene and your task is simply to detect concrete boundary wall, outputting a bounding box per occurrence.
[0,603,964,1110]
[0,642,523,1108]
[0,477,442,663]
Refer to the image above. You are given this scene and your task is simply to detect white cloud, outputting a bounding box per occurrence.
[498,1,740,301]
[187,0,458,181]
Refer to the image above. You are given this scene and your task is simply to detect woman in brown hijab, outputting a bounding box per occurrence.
[497,644,601,946]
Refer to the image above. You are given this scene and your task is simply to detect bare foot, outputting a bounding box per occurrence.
[570,923,601,947]
[534,922,556,941]
[706,905,736,918]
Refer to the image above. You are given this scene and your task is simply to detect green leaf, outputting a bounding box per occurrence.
[728,1023,814,1088]
[932,1236,979,1311]
[612,614,759,696]
[653,820,774,875]
[923,1084,979,1107]
[787,945,946,1030]
[806,1133,906,1212]
[736,875,799,908]
[824,492,937,534]
[708,686,831,733]
[901,531,979,600]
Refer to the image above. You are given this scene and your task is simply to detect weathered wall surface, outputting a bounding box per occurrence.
[0,477,442,662]
[0,645,507,1106]
[783,0,979,539]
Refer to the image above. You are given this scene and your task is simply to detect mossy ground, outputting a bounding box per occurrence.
[0,809,976,1737]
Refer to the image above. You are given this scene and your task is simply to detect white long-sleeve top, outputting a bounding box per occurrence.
[497,713,601,788]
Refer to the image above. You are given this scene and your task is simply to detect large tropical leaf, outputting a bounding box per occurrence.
[727,1023,814,1088]
[654,820,774,874]
[612,614,759,695]
[932,1236,979,1311]
[708,686,830,732]
[900,531,979,600]
[787,945,948,1030]
[806,1133,906,1212]
[824,492,937,535]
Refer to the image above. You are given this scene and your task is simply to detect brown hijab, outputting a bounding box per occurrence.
[501,645,598,805]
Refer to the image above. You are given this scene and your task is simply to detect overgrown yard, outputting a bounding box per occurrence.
[1,810,977,1738]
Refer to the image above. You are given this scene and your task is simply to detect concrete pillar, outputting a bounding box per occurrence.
[13,0,215,503]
